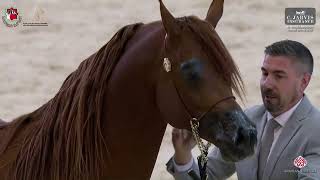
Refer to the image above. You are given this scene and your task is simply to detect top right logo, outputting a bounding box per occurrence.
[285,8,316,25]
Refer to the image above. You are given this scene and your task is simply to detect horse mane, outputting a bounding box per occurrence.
[2,23,143,180]
[180,16,246,100]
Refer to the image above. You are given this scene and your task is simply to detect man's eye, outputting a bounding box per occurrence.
[275,75,283,79]
[262,72,268,76]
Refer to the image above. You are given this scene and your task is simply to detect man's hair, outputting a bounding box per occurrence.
[264,40,314,75]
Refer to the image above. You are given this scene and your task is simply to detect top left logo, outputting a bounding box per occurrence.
[2,7,22,27]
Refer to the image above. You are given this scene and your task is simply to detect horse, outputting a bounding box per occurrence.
[0,0,257,179]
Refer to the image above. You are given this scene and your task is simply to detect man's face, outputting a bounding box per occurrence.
[260,55,306,116]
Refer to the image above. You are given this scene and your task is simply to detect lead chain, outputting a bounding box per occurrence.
[190,118,211,180]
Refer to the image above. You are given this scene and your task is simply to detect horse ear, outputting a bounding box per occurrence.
[205,0,224,28]
[159,0,179,36]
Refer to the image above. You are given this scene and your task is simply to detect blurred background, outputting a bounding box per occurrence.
[0,0,319,179]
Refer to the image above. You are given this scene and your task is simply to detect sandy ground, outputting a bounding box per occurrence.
[0,0,319,179]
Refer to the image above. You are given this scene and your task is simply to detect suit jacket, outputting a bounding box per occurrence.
[167,96,320,180]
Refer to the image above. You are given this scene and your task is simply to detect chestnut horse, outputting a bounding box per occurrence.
[0,0,257,179]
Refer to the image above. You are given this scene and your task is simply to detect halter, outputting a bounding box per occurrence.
[163,34,235,180]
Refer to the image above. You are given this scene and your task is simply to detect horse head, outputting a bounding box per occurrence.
[157,0,257,162]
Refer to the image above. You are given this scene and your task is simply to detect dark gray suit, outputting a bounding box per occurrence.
[167,96,320,180]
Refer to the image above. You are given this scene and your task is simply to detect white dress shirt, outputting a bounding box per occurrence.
[173,98,303,172]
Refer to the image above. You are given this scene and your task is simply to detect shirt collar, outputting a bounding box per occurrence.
[266,97,303,127]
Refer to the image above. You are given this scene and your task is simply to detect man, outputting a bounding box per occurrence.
[166,40,320,180]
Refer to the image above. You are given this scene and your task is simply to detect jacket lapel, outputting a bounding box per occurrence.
[262,96,312,180]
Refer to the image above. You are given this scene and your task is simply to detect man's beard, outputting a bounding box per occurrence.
[261,88,281,113]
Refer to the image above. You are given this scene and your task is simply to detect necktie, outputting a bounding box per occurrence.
[258,119,280,180]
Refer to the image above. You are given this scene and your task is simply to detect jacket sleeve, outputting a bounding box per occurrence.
[166,146,236,180]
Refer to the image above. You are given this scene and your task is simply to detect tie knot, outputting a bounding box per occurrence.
[267,118,280,130]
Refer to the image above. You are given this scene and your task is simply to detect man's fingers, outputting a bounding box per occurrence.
[182,129,190,139]
[172,128,180,134]
[172,128,183,143]
[181,129,196,146]
[172,128,197,151]
[172,128,195,143]
[181,129,193,140]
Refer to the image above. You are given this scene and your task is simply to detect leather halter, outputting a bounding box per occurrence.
[163,34,235,123]
[163,33,236,180]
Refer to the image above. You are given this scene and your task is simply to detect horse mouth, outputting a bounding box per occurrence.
[219,145,254,162]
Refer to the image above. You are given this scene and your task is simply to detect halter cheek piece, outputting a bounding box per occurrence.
[163,34,235,180]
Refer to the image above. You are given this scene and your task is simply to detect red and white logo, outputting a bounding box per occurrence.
[293,156,307,169]
[2,6,22,27]
[6,7,19,21]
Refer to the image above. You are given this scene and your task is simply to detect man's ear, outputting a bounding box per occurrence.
[300,73,311,93]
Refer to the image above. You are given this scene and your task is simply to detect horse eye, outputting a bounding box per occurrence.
[180,58,203,86]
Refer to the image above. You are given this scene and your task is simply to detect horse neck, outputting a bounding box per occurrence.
[102,21,168,179]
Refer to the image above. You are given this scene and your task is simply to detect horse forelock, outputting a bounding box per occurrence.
[5,23,143,180]
[181,16,246,101]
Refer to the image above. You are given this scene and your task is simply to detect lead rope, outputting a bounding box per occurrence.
[190,118,211,180]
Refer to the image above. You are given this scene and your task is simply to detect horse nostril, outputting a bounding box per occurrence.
[234,127,257,147]
[249,129,258,146]
[233,127,244,146]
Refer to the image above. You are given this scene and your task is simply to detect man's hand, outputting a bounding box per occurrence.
[172,128,196,165]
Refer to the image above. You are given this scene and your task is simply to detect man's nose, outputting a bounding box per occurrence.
[261,75,275,89]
